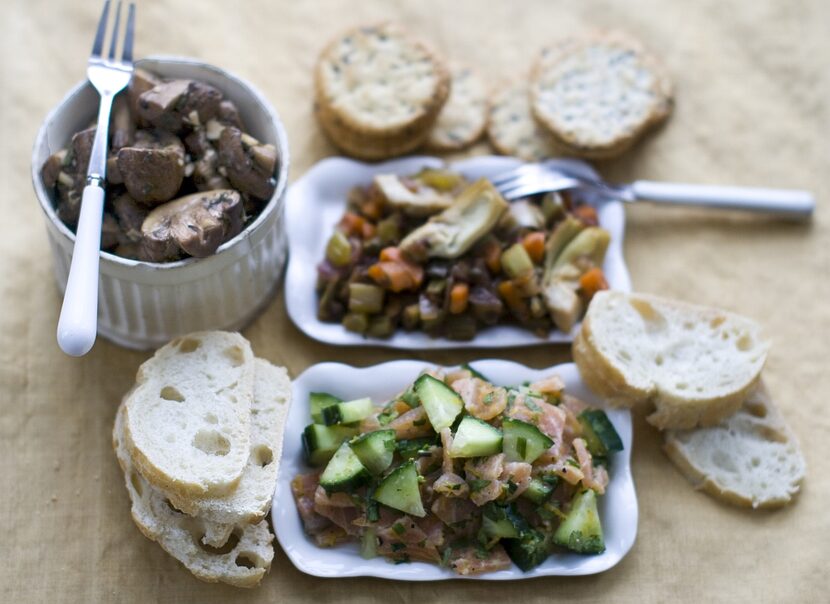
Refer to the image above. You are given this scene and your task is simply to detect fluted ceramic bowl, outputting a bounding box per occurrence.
[32,56,290,350]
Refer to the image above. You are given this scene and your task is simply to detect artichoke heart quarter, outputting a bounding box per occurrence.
[400,179,508,261]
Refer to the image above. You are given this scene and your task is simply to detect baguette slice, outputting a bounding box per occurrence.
[664,381,806,509]
[574,291,768,429]
[124,332,255,498]
[167,359,291,524]
[114,403,274,588]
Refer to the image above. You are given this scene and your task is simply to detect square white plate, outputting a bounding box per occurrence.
[272,360,638,580]
[284,156,631,349]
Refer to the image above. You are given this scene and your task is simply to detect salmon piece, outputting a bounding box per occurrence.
[431,495,477,526]
[465,454,505,506]
[444,368,473,386]
[452,378,508,421]
[529,374,565,398]
[501,461,532,501]
[537,459,584,486]
[377,515,441,563]
[434,472,469,498]
[560,393,589,417]
[389,406,434,439]
[415,445,443,476]
[448,543,512,575]
[313,486,361,535]
[313,526,350,547]
[573,437,606,495]
[291,474,332,535]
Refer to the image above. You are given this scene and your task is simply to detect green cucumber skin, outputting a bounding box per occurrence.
[521,478,554,505]
[302,423,358,466]
[373,461,426,517]
[350,430,396,475]
[319,442,370,493]
[578,410,623,457]
[502,418,554,463]
[310,392,342,423]
[414,374,463,432]
[450,416,503,458]
[481,502,529,540]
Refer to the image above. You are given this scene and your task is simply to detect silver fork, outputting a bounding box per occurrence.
[57,1,136,356]
[492,162,815,220]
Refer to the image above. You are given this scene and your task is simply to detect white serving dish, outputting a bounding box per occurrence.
[284,155,631,349]
[31,56,290,350]
[272,360,637,581]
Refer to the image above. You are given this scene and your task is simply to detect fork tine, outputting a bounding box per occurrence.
[90,0,111,57]
[490,164,543,187]
[121,3,136,64]
[107,1,122,60]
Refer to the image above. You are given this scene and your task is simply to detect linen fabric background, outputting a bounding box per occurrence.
[1,0,828,601]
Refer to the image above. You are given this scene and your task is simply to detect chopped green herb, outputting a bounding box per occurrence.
[566,457,580,468]
[392,523,405,535]
[440,547,453,567]
[482,392,495,406]
[469,479,491,492]
[525,398,541,413]
[391,542,406,552]
[413,418,426,427]
[393,555,411,564]
[475,543,490,559]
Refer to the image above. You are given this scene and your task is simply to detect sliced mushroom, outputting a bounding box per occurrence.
[48,128,95,227]
[184,129,230,191]
[116,129,186,205]
[106,96,135,184]
[128,68,163,126]
[373,174,453,216]
[400,179,508,262]
[113,193,149,242]
[217,127,277,200]
[101,212,128,251]
[141,190,244,261]
[218,99,244,129]
[41,149,67,189]
[498,199,546,232]
[137,79,223,133]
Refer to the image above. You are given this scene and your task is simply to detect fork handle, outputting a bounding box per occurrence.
[57,185,105,356]
[630,180,815,219]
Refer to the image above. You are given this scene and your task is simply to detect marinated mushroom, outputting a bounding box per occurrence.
[127,68,162,125]
[218,99,244,130]
[112,193,149,243]
[141,190,244,261]
[137,79,223,132]
[116,129,185,205]
[217,127,277,200]
[184,129,230,191]
[44,127,95,227]
[106,96,135,185]
[400,179,508,262]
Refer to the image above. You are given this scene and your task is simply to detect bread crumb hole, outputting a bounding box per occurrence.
[751,457,761,468]
[193,430,230,456]
[165,499,184,514]
[736,335,753,351]
[204,413,218,424]
[178,338,201,353]
[619,350,631,361]
[630,299,666,332]
[253,445,273,467]
[198,530,241,555]
[160,386,185,402]
[655,354,664,366]
[235,553,259,569]
[165,433,175,443]
[683,321,693,330]
[224,345,245,367]
[745,402,767,418]
[710,317,725,329]
[676,382,687,390]
[130,472,143,496]
[712,450,737,473]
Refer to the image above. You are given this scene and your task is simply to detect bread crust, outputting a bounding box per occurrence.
[425,63,488,151]
[529,30,673,159]
[663,381,806,509]
[314,21,450,156]
[573,292,768,430]
[487,80,564,161]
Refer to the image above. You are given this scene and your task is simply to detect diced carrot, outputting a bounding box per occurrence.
[522,232,546,264]
[338,211,365,237]
[497,280,528,320]
[449,283,469,314]
[369,261,423,293]
[572,205,599,226]
[379,246,402,263]
[361,221,377,240]
[579,267,609,300]
[481,239,502,274]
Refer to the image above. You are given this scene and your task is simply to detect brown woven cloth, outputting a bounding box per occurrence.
[1,0,828,601]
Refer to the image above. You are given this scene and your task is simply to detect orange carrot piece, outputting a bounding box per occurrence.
[379,247,402,263]
[362,199,384,220]
[449,283,470,315]
[572,205,599,226]
[522,232,546,264]
[369,262,419,292]
[579,267,609,300]
[339,211,365,237]
[481,240,502,274]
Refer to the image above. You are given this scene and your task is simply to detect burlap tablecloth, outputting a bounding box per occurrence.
[2,0,828,601]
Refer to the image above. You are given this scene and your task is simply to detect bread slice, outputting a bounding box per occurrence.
[166,359,291,524]
[574,291,768,429]
[124,332,255,498]
[663,381,806,509]
[113,403,274,588]
[529,30,673,158]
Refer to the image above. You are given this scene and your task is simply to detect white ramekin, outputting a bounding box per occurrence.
[31,56,290,350]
